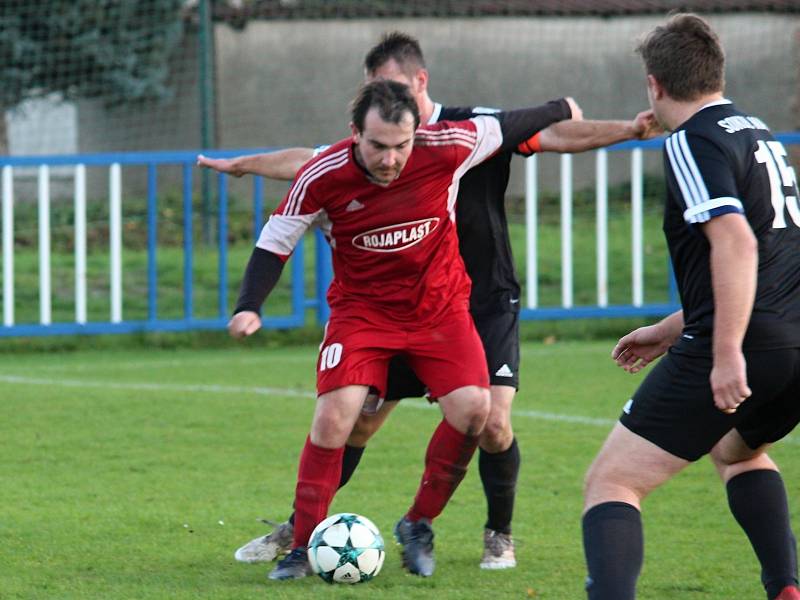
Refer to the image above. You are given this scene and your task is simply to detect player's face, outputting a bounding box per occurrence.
[366,59,426,114]
[352,107,416,186]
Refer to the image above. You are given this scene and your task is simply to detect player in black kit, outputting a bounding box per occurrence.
[581,13,800,600]
[200,31,660,577]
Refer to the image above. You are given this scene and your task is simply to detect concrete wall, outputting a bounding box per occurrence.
[72,32,203,199]
[77,32,203,155]
[57,15,799,200]
[215,14,800,195]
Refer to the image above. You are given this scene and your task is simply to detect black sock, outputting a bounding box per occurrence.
[287,445,365,527]
[339,444,365,488]
[479,437,520,534]
[582,501,642,600]
[727,469,798,599]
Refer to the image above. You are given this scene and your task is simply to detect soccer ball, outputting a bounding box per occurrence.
[307,513,385,584]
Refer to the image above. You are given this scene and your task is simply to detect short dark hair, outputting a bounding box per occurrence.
[364,31,426,77]
[351,79,420,133]
[637,13,725,101]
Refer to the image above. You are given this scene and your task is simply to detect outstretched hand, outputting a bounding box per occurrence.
[611,323,673,373]
[197,154,246,177]
[632,109,664,140]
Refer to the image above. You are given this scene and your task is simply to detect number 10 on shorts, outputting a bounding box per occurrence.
[319,343,343,371]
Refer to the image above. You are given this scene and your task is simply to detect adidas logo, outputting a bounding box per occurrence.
[623,398,633,414]
[346,199,365,212]
[495,364,514,377]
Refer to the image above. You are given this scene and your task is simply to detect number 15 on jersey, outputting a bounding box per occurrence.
[755,140,800,228]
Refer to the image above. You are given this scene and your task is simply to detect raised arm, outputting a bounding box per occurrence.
[197,147,314,181]
[496,97,579,153]
[533,109,663,154]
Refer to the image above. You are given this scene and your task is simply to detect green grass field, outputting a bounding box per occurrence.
[2,340,797,599]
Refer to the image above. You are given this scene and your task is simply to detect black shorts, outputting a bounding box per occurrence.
[384,308,520,401]
[620,346,800,461]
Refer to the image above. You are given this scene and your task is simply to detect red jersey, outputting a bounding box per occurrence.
[256,116,503,325]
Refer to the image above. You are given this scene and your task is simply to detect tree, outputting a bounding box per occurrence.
[0,0,185,154]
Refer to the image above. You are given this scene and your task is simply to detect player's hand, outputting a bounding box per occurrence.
[710,349,751,414]
[632,109,664,140]
[611,324,673,373]
[228,311,262,338]
[197,154,245,177]
[564,97,583,122]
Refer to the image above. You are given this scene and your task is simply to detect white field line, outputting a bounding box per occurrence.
[4,354,316,373]
[0,373,614,427]
[3,373,795,447]
[0,374,314,399]
[400,398,615,426]
[6,344,607,374]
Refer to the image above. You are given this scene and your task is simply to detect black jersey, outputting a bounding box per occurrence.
[434,104,525,315]
[662,100,800,353]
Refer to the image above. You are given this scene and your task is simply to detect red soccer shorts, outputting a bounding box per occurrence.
[316,309,489,399]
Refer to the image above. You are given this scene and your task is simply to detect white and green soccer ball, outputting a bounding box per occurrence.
[307,513,385,584]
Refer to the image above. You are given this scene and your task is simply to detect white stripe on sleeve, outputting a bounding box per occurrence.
[677,131,711,203]
[461,116,503,171]
[284,148,349,216]
[665,131,710,221]
[256,210,325,257]
[683,197,744,223]
[437,117,503,218]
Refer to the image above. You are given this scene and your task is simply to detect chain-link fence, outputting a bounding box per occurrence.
[3,1,798,161]
[2,1,798,237]
[213,0,800,20]
[0,1,201,156]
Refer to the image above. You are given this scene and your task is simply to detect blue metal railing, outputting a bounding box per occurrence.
[0,134,798,337]
[0,148,332,337]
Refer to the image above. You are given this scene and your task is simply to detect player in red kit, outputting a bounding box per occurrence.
[202,32,663,574]
[228,79,576,578]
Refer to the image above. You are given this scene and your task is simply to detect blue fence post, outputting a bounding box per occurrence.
[182,163,194,320]
[315,228,332,325]
[217,173,228,319]
[292,236,305,323]
[667,258,679,305]
[147,164,158,321]
[253,175,264,242]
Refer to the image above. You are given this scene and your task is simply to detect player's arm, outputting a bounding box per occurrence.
[523,109,663,154]
[228,167,324,337]
[496,97,579,153]
[455,99,577,174]
[702,213,757,413]
[197,147,314,181]
[612,310,683,373]
[665,131,756,412]
[228,248,286,337]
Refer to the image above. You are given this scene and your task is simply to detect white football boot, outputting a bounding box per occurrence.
[479,528,517,569]
[234,520,294,563]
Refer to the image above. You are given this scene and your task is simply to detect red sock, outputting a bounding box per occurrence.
[407,419,479,522]
[292,437,343,548]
